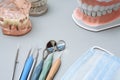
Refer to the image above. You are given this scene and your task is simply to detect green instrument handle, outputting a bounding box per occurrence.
[39,54,53,80]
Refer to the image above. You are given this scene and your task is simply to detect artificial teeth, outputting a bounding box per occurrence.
[99,6,105,12]
[78,0,82,7]
[113,4,120,11]
[78,2,120,17]
[105,6,109,11]
[97,0,112,2]
[113,7,119,11]
[115,3,120,8]
[91,12,96,17]
[107,10,112,14]
[82,3,88,10]
[80,8,84,13]
[102,11,107,15]
[97,11,102,16]
[93,5,100,12]
[109,5,114,10]
[84,10,87,15]
[87,11,92,16]
[88,5,93,11]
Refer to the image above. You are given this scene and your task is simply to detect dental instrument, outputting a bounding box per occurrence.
[39,53,54,80]
[38,40,57,80]
[27,48,40,80]
[19,49,31,79]
[31,40,56,80]
[20,49,34,80]
[46,40,66,80]
[12,47,19,80]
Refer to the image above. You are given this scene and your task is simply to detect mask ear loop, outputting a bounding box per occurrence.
[91,46,114,56]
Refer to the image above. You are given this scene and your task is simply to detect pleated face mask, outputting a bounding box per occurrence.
[61,46,120,80]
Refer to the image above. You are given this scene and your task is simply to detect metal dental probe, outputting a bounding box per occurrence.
[27,48,40,80]
[12,47,19,80]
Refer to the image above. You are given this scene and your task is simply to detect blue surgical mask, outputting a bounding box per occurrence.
[61,46,120,80]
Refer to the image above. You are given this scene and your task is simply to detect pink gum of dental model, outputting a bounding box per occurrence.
[0,0,32,36]
[73,0,120,26]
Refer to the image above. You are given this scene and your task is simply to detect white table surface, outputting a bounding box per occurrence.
[0,0,120,80]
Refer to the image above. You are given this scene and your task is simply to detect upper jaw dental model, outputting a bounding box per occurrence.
[72,0,120,31]
[0,0,32,36]
[29,0,48,16]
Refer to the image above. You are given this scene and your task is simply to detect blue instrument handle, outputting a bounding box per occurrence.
[20,55,34,80]
[31,59,44,80]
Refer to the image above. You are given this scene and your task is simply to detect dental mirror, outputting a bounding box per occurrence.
[31,40,56,80]
[57,40,66,51]
[46,40,57,53]
[43,40,57,59]
[46,40,66,80]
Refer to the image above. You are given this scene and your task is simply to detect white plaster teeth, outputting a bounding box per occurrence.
[81,3,88,15]
[115,3,120,8]
[80,8,84,13]
[105,6,109,11]
[113,6,119,11]
[77,0,82,7]
[97,0,112,2]
[78,2,120,17]
[97,11,102,16]
[109,5,114,10]
[88,5,93,11]
[99,6,105,12]
[102,11,107,15]
[113,4,120,11]
[93,5,100,12]
[87,11,92,16]
[84,10,87,15]
[91,12,96,17]
[107,9,112,14]
[82,3,88,10]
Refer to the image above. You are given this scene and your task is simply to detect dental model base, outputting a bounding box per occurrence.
[72,14,120,31]
[73,0,120,31]
[0,0,32,36]
[29,0,48,16]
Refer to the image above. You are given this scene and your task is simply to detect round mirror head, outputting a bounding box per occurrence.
[57,40,66,51]
[46,40,57,53]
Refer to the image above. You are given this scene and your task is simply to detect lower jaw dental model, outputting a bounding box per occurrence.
[72,0,120,31]
[0,0,32,36]
[29,0,48,16]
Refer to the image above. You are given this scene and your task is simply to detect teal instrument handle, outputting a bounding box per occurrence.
[31,59,44,80]
[39,54,53,80]
[20,55,34,80]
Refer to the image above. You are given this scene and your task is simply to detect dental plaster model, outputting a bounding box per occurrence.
[0,0,32,36]
[72,0,120,31]
[29,0,48,16]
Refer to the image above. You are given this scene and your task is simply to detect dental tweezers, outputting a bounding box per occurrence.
[12,48,19,80]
